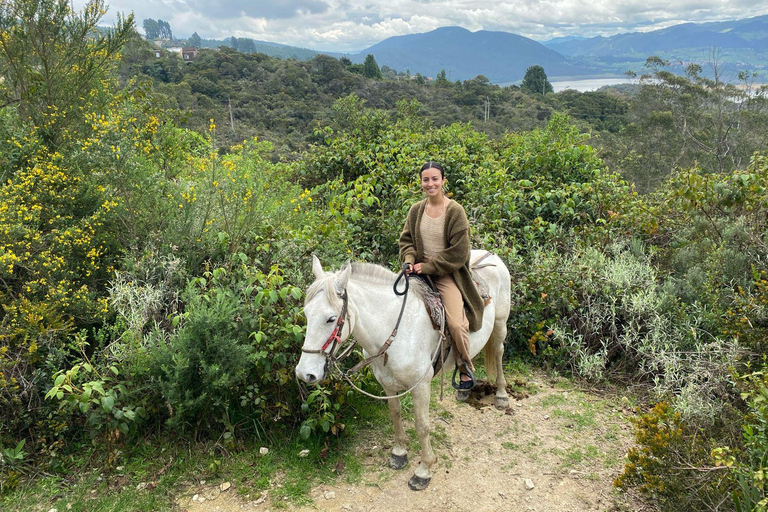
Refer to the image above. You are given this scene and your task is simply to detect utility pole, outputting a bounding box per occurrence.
[484,96,490,122]
[228,97,235,134]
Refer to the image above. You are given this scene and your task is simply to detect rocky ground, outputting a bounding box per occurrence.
[177,374,653,512]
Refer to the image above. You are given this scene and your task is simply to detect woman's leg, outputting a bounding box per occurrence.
[434,274,473,373]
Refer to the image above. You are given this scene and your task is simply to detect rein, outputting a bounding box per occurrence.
[302,266,441,400]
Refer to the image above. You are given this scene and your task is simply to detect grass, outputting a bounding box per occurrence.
[1,363,634,510]
[1,392,392,512]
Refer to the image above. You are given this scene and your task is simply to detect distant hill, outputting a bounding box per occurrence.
[545,15,768,57]
[194,38,343,61]
[541,36,588,45]
[169,14,768,85]
[348,26,599,83]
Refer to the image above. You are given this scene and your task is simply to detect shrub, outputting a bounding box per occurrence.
[615,401,735,511]
[731,366,768,512]
[551,241,742,425]
[146,256,307,437]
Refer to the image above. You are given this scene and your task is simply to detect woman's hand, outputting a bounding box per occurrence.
[403,262,422,275]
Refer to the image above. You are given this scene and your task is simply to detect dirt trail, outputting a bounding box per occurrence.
[178,375,649,512]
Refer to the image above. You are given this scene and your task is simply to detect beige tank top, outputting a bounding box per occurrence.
[420,209,446,262]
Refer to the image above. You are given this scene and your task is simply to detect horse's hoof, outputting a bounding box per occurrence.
[408,474,431,491]
[495,396,509,410]
[456,389,470,402]
[389,453,408,470]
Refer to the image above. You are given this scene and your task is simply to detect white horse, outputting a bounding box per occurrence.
[295,250,511,490]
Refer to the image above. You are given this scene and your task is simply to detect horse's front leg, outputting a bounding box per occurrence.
[408,380,436,491]
[385,389,409,470]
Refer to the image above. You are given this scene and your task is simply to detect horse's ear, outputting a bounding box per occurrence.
[311,254,324,279]
[334,263,351,296]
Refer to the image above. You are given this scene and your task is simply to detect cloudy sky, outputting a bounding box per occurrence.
[81,0,768,52]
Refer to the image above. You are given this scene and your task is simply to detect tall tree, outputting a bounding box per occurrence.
[158,19,172,39]
[521,65,553,95]
[142,17,159,39]
[362,54,382,79]
[0,0,135,148]
[240,37,256,54]
[188,31,202,48]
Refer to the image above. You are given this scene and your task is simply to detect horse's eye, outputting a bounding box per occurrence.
[327,316,337,323]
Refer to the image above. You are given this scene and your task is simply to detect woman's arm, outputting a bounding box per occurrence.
[399,204,418,265]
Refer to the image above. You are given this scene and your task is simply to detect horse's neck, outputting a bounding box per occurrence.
[347,281,433,353]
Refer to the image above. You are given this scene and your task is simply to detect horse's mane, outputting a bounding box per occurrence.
[305,262,431,307]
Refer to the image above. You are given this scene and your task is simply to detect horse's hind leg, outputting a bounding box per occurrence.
[408,381,436,491]
[489,319,509,410]
[386,391,409,470]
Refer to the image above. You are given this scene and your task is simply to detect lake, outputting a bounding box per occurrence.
[550,78,635,92]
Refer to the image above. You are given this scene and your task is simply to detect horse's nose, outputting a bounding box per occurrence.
[296,367,321,384]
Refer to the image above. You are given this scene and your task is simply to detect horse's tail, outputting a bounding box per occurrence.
[483,333,500,383]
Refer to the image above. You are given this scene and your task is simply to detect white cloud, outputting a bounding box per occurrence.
[79,0,768,51]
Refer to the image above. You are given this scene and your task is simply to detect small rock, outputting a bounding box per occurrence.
[192,494,199,501]
[524,478,535,490]
[200,480,206,485]
[199,497,206,503]
[499,492,507,499]
[116,466,124,471]
[543,415,550,420]
[220,482,231,491]
[259,447,269,455]
[298,449,310,458]
[563,391,569,399]
[323,490,336,499]
[342,504,353,510]
[516,402,523,407]
[48,509,57,512]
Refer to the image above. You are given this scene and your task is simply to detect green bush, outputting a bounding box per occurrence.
[146,256,306,437]
[615,401,736,511]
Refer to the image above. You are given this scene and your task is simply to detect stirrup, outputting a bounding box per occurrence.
[451,364,475,390]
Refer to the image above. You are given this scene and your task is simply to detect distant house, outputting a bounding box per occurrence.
[152,46,198,61]
[182,47,199,62]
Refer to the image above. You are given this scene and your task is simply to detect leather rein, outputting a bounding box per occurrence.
[300,266,411,374]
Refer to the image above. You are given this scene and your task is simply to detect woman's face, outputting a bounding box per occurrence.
[421,167,446,197]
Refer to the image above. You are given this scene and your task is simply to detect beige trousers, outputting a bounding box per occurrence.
[434,274,474,371]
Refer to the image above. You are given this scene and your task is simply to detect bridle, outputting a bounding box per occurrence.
[300,265,411,372]
[300,289,352,361]
[299,265,446,401]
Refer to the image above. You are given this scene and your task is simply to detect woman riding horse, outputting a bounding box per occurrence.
[399,161,484,389]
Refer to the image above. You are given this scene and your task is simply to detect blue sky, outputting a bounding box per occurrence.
[80,0,768,52]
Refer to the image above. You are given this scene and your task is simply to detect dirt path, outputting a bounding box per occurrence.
[178,375,649,512]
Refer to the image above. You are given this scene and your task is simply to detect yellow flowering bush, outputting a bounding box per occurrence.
[0,150,120,446]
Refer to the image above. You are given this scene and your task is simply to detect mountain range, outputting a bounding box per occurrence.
[200,15,768,84]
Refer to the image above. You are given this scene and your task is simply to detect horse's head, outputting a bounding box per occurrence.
[295,255,353,384]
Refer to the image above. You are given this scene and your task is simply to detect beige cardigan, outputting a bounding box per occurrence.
[399,199,485,331]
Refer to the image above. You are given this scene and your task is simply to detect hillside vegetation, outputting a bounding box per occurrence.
[2,1,768,511]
